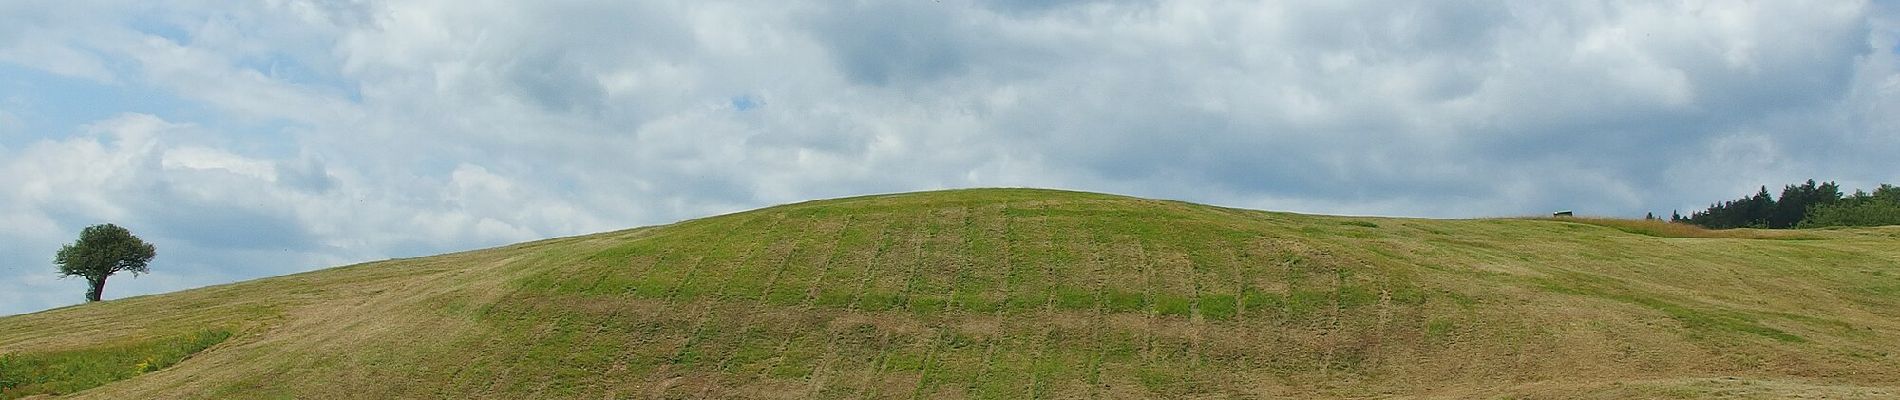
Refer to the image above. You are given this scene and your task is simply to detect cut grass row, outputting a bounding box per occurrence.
[531,205,1401,323]
[483,195,1436,397]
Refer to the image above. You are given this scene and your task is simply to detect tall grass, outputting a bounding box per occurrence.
[0,329,231,399]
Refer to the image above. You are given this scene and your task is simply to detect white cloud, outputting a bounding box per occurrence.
[0,113,593,314]
[122,35,361,124]
[160,146,279,180]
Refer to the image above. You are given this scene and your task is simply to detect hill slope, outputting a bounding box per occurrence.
[4,188,1900,398]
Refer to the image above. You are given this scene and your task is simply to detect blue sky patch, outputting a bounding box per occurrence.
[730,95,763,111]
[129,14,193,46]
[0,63,207,142]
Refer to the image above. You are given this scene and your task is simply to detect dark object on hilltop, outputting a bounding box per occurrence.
[1552,210,1573,217]
[55,223,157,302]
[1678,180,1900,229]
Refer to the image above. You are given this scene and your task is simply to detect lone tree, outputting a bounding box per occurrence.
[55,223,156,302]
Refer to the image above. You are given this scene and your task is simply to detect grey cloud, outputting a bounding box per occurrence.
[275,157,336,193]
[507,49,607,114]
[973,0,1153,16]
[809,2,975,86]
[132,194,319,252]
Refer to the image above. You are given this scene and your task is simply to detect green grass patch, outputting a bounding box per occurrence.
[1,329,232,399]
[858,292,903,311]
[1053,287,1096,310]
[909,296,949,313]
[1340,220,1380,228]
[1287,290,1330,318]
[1240,289,1282,315]
[814,289,855,307]
[1424,318,1457,338]
[1003,294,1046,312]
[1199,294,1237,320]
[1154,295,1192,316]
[1338,285,1379,308]
[1102,290,1145,313]
[953,293,997,313]
[1534,274,1805,342]
[1629,296,1806,343]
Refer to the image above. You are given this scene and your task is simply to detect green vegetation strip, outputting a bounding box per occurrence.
[0,329,231,399]
[1533,273,1804,342]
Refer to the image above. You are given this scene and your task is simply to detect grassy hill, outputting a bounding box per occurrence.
[4,188,1900,399]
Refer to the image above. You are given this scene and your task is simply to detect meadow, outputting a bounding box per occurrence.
[3,188,1898,398]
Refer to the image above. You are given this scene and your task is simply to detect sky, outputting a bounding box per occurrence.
[2,1,1897,316]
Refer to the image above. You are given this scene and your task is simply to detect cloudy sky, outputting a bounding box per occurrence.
[2,1,1896,316]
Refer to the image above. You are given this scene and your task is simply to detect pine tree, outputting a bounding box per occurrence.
[1769,180,1842,228]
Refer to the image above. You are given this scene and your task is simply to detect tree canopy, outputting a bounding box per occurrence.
[1800,184,1900,228]
[1676,180,1899,229]
[54,223,157,302]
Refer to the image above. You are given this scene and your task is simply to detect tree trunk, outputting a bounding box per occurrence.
[86,276,107,302]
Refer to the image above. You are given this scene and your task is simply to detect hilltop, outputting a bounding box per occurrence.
[4,188,1899,398]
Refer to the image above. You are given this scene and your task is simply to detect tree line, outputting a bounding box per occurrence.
[1673,179,1900,229]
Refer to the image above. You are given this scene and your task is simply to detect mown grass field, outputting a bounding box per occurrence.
[3,188,1899,398]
